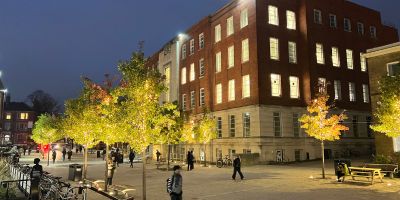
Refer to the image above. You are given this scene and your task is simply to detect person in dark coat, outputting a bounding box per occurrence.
[156,150,161,162]
[67,149,72,161]
[167,165,183,200]
[189,151,194,170]
[129,151,135,168]
[62,148,67,161]
[186,151,192,171]
[30,158,43,200]
[232,155,244,180]
[52,150,57,164]
[102,149,106,160]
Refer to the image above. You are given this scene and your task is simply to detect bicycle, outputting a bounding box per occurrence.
[216,155,232,168]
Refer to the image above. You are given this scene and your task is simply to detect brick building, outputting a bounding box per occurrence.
[364,42,400,156]
[151,0,399,163]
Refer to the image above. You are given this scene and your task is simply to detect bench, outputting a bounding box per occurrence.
[345,167,384,185]
[363,164,398,179]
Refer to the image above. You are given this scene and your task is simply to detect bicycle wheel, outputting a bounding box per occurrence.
[216,160,223,168]
[227,159,232,167]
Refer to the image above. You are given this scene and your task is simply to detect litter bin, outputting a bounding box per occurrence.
[334,159,351,175]
[68,164,83,181]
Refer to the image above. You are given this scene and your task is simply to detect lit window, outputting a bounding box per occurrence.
[370,26,377,38]
[20,113,29,120]
[289,76,299,99]
[216,52,221,73]
[270,38,279,60]
[331,47,340,67]
[228,79,235,101]
[288,41,297,63]
[182,44,186,59]
[227,16,234,36]
[387,62,400,76]
[200,88,205,106]
[273,112,281,137]
[190,91,195,109]
[271,74,281,97]
[242,39,249,63]
[268,6,279,26]
[346,49,354,69]
[243,113,251,137]
[182,94,187,111]
[316,43,325,64]
[360,53,367,72]
[314,9,322,24]
[240,8,248,29]
[362,84,369,103]
[242,75,250,98]
[349,82,356,102]
[329,14,337,28]
[357,22,364,35]
[5,113,11,120]
[190,39,195,55]
[199,33,205,49]
[215,24,221,43]
[229,115,236,137]
[334,80,342,100]
[228,45,235,68]
[318,78,327,93]
[216,83,222,104]
[190,63,195,82]
[181,67,186,85]
[344,18,351,32]
[199,58,205,77]
[286,10,296,30]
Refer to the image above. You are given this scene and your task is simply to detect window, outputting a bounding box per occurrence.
[329,14,337,28]
[357,22,364,35]
[289,76,299,99]
[243,113,251,137]
[370,26,377,38]
[18,123,28,131]
[268,5,279,26]
[182,94,187,111]
[181,67,186,85]
[344,18,351,32]
[164,66,170,102]
[349,82,356,102]
[190,39,195,55]
[334,80,342,100]
[190,63,195,81]
[200,88,205,106]
[271,74,281,97]
[228,45,235,68]
[216,83,222,104]
[314,9,322,24]
[293,113,300,137]
[366,116,372,138]
[182,44,186,59]
[240,8,248,29]
[286,10,296,30]
[352,115,358,137]
[360,53,367,72]
[242,75,250,98]
[273,112,281,137]
[217,117,222,138]
[318,78,327,93]
[242,39,249,63]
[5,113,11,120]
[3,122,11,131]
[229,115,236,137]
[20,113,29,120]
[387,62,400,76]
[199,33,205,49]
[228,79,235,101]
[190,91,195,109]
[362,84,369,103]
[288,41,297,63]
[270,38,279,60]
[216,52,222,73]
[316,43,325,64]
[215,24,221,43]
[395,137,400,153]
[199,58,205,77]
[295,150,301,161]
[331,47,340,67]
[346,49,354,69]
[227,16,234,36]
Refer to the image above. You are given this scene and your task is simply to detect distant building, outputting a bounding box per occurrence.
[364,42,400,155]
[1,96,36,146]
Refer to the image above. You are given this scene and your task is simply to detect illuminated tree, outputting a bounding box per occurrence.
[32,114,64,166]
[371,75,400,138]
[299,92,348,179]
[192,110,217,166]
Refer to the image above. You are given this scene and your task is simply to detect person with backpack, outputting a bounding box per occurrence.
[167,165,183,200]
[232,155,244,180]
[67,149,73,161]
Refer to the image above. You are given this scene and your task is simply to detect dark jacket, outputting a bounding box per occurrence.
[233,157,241,168]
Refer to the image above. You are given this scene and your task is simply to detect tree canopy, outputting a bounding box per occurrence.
[32,114,64,145]
[26,90,60,115]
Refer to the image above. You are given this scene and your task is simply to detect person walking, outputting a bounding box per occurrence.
[190,151,194,170]
[186,151,192,171]
[129,151,135,168]
[232,155,244,180]
[156,150,161,162]
[167,165,183,200]
[23,146,26,156]
[107,159,116,185]
[67,149,72,161]
[62,148,67,161]
[52,150,57,164]
[30,158,43,200]
[102,149,106,160]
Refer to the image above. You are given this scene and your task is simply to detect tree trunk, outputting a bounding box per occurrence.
[321,140,325,179]
[83,144,88,179]
[142,151,147,200]
[167,143,171,171]
[104,144,109,191]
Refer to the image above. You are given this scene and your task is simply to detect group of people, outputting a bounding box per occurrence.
[186,151,195,171]
[51,148,73,163]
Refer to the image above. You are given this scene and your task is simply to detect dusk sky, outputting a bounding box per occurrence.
[0,0,399,104]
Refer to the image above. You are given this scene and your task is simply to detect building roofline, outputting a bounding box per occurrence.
[363,42,400,58]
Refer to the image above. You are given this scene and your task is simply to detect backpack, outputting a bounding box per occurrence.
[166,176,174,193]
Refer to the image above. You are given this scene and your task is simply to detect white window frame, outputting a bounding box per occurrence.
[362,84,369,103]
[242,75,250,98]
[190,91,195,109]
[349,82,356,102]
[227,16,234,36]
[199,33,205,49]
[387,61,400,76]
[289,76,300,99]
[370,26,377,38]
[334,80,342,100]
[268,5,279,26]
[360,53,367,72]
[271,73,281,97]
[270,37,279,60]
[182,94,187,111]
[242,38,249,63]
[182,44,186,59]
[316,43,325,64]
[181,67,186,85]
[200,88,205,106]
[346,49,354,69]
[318,77,327,93]
[344,18,351,32]
[243,113,251,138]
[286,10,296,30]
[199,58,205,78]
[331,47,340,67]
[288,41,297,63]
[228,45,235,68]
[215,24,221,43]
[228,79,235,101]
[240,8,249,29]
[190,63,195,82]
[329,14,337,28]
[190,39,195,55]
[216,83,222,104]
[357,22,364,35]
[314,9,322,24]
[216,52,222,73]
